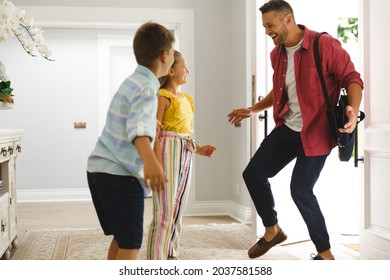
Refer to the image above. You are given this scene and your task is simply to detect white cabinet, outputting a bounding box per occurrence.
[0,193,10,259]
[0,129,23,260]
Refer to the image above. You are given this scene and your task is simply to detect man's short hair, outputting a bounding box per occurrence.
[259,0,294,20]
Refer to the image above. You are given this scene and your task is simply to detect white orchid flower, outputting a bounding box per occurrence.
[0,60,9,82]
[0,1,15,22]
[37,45,52,58]
[30,24,41,35]
[21,37,34,54]
[7,16,19,29]
[4,23,13,35]
[2,1,16,10]
[20,15,33,27]
[0,6,11,25]
[13,6,25,19]
[12,25,22,36]
[0,25,7,40]
[34,33,45,44]
[0,23,13,41]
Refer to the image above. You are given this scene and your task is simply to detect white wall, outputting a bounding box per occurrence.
[0,27,100,199]
[1,0,253,221]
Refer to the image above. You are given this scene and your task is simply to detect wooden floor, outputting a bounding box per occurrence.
[15,198,360,260]
[16,198,236,243]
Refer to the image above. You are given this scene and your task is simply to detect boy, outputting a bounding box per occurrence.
[87,22,175,260]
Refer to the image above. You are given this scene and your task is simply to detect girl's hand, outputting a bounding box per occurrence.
[196,145,216,157]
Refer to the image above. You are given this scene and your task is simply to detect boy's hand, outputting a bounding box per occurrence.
[134,136,167,192]
[143,160,167,192]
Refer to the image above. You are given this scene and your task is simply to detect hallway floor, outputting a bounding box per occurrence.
[15,199,360,260]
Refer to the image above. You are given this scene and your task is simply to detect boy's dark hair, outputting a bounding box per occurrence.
[133,22,175,67]
[259,0,294,20]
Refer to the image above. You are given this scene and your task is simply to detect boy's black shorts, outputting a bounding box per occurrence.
[87,172,144,249]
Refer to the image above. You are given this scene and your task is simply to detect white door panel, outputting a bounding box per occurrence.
[97,33,136,134]
[359,0,390,259]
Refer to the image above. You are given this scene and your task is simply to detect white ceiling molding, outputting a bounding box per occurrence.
[20,6,191,29]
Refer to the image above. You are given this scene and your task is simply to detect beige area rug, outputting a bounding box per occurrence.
[11,223,298,260]
[342,243,359,252]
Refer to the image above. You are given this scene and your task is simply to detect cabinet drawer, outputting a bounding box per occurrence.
[0,139,21,161]
[14,140,22,156]
[0,193,10,256]
[0,142,13,161]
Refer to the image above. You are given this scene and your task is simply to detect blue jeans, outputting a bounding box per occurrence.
[243,125,330,252]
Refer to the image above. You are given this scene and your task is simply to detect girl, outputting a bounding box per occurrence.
[147,50,216,260]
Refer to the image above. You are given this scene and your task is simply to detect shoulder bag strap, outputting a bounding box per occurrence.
[313,32,332,111]
[313,32,340,144]
[314,33,365,126]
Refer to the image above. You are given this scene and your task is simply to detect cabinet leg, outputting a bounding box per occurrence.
[11,237,18,248]
[3,249,11,260]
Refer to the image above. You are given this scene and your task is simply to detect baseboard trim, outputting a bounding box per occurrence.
[185,200,252,224]
[17,188,92,202]
[17,189,252,224]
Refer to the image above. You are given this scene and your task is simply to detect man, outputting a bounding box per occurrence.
[227,0,363,260]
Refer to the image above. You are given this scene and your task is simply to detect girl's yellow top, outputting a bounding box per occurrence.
[159,88,194,134]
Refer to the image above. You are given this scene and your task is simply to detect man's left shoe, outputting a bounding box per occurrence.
[247,229,287,259]
[310,253,335,260]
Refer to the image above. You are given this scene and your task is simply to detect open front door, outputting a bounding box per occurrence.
[359,0,390,259]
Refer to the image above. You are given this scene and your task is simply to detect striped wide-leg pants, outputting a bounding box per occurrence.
[146,131,195,260]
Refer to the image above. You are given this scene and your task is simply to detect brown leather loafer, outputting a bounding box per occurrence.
[248,229,287,258]
[310,253,335,260]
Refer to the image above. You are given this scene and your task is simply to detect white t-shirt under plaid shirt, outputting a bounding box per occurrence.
[87,65,159,194]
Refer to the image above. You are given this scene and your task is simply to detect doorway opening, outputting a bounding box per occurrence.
[253,0,361,246]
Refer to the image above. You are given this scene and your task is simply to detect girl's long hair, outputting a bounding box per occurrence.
[159,50,182,89]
